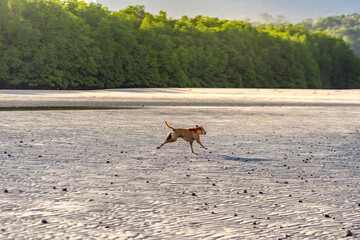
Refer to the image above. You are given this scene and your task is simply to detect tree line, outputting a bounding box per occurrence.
[0,0,359,89]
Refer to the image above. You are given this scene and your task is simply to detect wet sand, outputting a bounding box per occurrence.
[0,88,359,239]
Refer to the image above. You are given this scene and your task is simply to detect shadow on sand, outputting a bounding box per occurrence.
[0,106,141,111]
[221,155,272,162]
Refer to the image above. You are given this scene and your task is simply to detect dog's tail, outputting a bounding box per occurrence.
[164,121,174,130]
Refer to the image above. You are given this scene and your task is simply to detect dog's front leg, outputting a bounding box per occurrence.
[189,141,197,155]
[196,139,207,150]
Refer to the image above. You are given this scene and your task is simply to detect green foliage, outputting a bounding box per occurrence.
[0,0,359,89]
[313,14,360,58]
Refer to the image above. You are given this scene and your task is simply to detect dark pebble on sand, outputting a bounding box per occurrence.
[192,193,197,196]
[4,189,8,193]
[41,219,48,224]
[38,155,42,158]
[252,221,257,225]
[106,161,110,164]
[345,230,353,237]
[62,188,67,192]
[259,191,263,194]
[212,183,216,186]
[299,200,303,203]
[323,214,330,218]
[234,213,238,216]
[53,187,56,189]
[244,190,248,193]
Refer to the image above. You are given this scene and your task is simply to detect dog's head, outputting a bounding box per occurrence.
[196,125,206,135]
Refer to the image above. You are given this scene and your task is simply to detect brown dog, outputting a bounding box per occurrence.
[157,121,207,154]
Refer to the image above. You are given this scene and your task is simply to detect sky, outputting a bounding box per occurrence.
[90,0,360,23]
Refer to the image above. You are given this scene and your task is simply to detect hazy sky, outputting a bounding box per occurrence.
[91,0,360,22]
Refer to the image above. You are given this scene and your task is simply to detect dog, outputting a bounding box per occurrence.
[157,121,207,154]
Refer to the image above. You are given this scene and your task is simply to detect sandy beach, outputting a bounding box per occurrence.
[0,88,360,239]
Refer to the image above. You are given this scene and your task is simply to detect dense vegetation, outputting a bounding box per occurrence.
[1,0,360,89]
[312,13,360,58]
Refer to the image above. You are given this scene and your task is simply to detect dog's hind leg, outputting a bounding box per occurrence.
[157,132,178,149]
[157,143,166,149]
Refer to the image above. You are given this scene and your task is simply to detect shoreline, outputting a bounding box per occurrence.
[0,88,359,107]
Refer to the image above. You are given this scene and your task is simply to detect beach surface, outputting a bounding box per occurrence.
[0,88,360,239]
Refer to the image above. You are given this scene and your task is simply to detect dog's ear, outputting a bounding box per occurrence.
[196,125,199,127]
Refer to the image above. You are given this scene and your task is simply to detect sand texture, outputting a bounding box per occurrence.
[0,88,360,239]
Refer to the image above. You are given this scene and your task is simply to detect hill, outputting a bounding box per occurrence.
[312,13,360,58]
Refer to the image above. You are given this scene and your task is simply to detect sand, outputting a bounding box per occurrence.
[0,88,360,239]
